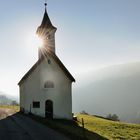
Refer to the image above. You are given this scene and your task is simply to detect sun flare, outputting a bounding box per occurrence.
[27,33,44,49]
[33,35,43,48]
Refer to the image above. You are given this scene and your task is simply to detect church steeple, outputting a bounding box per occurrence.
[37,3,57,58]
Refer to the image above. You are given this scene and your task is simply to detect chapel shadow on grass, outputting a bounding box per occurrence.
[26,113,108,140]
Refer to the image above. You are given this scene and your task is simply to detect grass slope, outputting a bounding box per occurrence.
[77,114,140,140]
[0,105,19,112]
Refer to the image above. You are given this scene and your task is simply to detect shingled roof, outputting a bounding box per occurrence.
[18,52,75,85]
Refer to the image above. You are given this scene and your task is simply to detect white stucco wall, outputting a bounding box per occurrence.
[19,55,73,120]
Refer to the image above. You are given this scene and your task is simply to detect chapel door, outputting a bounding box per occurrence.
[45,100,53,119]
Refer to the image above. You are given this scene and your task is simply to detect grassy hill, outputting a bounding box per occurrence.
[77,114,140,140]
[0,105,19,112]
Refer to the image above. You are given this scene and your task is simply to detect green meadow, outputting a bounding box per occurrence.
[77,114,140,140]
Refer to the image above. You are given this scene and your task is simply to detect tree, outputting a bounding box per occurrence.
[80,110,89,115]
[106,114,119,121]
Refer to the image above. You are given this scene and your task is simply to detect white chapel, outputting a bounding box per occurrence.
[18,3,75,120]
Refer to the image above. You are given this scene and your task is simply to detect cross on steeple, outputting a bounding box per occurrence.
[44,0,47,12]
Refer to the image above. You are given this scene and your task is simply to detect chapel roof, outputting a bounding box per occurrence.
[18,51,75,85]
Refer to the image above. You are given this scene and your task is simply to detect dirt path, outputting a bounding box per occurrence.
[0,108,71,140]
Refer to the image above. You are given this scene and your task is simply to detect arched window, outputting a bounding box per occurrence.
[44,81,54,88]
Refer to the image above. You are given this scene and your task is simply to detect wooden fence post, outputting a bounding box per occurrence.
[82,118,86,138]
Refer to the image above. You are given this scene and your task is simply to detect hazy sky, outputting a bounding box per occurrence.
[0,0,140,97]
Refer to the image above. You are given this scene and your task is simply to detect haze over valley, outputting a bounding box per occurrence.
[73,62,140,123]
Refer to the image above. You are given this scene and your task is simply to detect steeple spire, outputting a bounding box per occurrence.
[36,2,57,58]
[37,2,56,34]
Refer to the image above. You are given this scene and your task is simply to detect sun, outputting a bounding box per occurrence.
[27,33,44,49]
[24,32,45,55]
[33,34,44,48]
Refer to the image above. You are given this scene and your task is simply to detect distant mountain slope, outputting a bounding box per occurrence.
[73,62,140,123]
[0,91,17,105]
